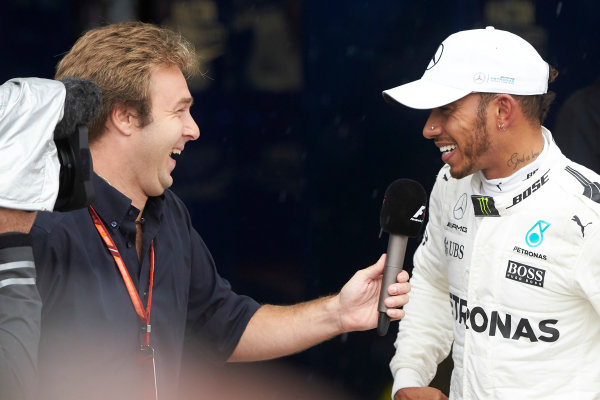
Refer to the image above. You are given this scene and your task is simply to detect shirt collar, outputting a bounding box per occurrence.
[91,173,165,233]
[478,128,550,196]
[468,127,565,213]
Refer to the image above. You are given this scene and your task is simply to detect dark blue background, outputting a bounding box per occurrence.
[2,1,598,398]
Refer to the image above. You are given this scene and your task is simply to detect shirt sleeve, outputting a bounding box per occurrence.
[390,171,454,397]
[184,228,261,362]
[0,232,41,400]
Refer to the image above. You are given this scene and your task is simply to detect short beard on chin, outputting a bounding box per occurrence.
[449,166,470,180]
[448,161,477,179]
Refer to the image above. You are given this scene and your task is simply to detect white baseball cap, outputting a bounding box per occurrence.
[382,26,549,109]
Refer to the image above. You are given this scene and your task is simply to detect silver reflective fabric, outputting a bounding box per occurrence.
[0,78,64,211]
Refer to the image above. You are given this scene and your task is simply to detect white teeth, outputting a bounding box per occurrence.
[170,149,182,156]
[439,144,456,153]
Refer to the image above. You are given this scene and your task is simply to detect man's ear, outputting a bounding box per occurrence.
[108,104,140,136]
[493,94,518,131]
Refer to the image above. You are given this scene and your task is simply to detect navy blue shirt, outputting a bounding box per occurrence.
[32,174,260,400]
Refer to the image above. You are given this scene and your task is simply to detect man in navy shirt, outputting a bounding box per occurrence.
[31,22,410,400]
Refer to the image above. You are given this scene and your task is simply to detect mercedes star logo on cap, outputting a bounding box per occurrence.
[473,72,487,84]
[426,44,444,70]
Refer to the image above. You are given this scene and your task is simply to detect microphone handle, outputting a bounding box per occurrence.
[377,234,408,336]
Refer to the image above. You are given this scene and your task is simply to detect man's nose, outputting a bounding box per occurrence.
[185,114,200,141]
[423,110,441,139]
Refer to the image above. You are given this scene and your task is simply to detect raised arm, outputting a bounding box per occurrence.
[228,254,410,361]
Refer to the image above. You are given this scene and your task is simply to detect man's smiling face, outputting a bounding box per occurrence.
[131,65,200,197]
[423,93,493,179]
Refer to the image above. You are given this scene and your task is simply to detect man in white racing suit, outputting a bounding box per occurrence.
[382,27,600,399]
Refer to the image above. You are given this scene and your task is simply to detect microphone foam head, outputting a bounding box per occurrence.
[54,77,101,140]
[380,179,427,236]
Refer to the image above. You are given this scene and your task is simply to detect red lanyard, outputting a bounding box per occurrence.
[88,205,155,346]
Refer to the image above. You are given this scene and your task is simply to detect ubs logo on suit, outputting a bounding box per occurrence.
[444,238,464,259]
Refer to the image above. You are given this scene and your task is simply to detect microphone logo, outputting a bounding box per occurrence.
[410,205,426,222]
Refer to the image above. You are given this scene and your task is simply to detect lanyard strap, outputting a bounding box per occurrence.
[88,205,155,346]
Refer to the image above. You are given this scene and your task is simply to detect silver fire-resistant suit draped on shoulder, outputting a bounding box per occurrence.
[0,78,64,211]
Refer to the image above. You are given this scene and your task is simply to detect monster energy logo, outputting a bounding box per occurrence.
[478,197,491,214]
[471,195,499,217]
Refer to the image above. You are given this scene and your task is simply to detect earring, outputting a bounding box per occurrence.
[498,122,505,130]
[431,126,435,131]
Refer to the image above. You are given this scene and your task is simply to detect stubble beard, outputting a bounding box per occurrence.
[448,99,491,179]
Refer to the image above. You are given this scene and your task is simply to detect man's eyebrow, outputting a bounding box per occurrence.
[176,97,194,107]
